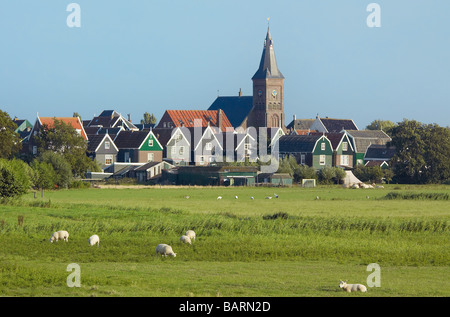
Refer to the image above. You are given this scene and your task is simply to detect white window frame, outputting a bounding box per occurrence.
[105,141,110,150]
[321,142,325,151]
[105,155,113,165]
[205,142,212,151]
[148,139,153,147]
[340,155,349,166]
[342,142,348,151]
[179,146,184,155]
[148,153,154,162]
[319,155,326,165]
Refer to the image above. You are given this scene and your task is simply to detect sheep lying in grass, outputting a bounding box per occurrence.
[88,234,100,247]
[180,235,192,244]
[49,230,69,243]
[217,196,222,200]
[339,280,367,293]
[185,230,196,241]
[155,244,176,257]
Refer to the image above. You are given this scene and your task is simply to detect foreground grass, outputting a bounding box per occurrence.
[1,185,449,296]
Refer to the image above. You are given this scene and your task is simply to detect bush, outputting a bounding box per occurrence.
[0,159,33,199]
[31,160,57,189]
[36,151,72,189]
[318,166,335,184]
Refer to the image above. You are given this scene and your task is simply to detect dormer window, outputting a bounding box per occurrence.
[148,139,153,147]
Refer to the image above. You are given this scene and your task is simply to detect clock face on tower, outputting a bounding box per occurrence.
[272,89,278,98]
[258,89,263,97]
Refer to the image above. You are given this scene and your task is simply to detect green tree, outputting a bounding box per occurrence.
[31,160,57,189]
[36,151,73,188]
[318,166,335,184]
[294,165,317,183]
[73,112,82,121]
[389,119,450,184]
[0,159,33,199]
[333,167,347,184]
[383,168,394,184]
[0,110,22,159]
[35,118,99,177]
[366,119,396,136]
[141,112,157,125]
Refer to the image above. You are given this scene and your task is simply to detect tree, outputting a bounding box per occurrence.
[31,160,57,189]
[333,167,347,184]
[389,119,450,184]
[0,110,22,159]
[141,112,157,125]
[73,112,81,121]
[366,119,396,136]
[35,118,100,177]
[0,158,34,199]
[35,151,72,188]
[318,166,335,184]
[294,165,317,182]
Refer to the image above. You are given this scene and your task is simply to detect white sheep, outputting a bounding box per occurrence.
[265,196,272,199]
[274,193,279,198]
[155,244,176,257]
[217,196,222,200]
[250,196,254,200]
[339,280,367,293]
[49,230,69,243]
[235,195,238,199]
[180,235,192,244]
[88,234,100,247]
[185,230,196,241]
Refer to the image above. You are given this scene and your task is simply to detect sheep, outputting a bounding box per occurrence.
[49,230,69,243]
[217,196,222,200]
[235,195,238,199]
[250,196,254,200]
[88,234,100,247]
[185,230,196,241]
[180,235,192,245]
[155,244,176,257]
[274,193,279,198]
[184,195,190,199]
[339,280,367,293]
[315,196,320,200]
[265,196,272,199]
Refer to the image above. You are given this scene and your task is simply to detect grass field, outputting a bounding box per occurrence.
[0,184,449,296]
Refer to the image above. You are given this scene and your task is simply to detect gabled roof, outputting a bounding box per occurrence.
[152,128,177,147]
[208,96,253,128]
[87,110,138,131]
[309,132,354,151]
[37,116,88,140]
[113,130,151,149]
[364,144,396,161]
[345,130,391,153]
[156,110,233,132]
[279,135,323,153]
[252,27,284,79]
[316,117,358,133]
[87,134,118,153]
[286,119,315,130]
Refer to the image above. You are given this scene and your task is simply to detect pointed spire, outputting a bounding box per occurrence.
[252,25,284,80]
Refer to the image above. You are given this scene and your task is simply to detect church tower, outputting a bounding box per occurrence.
[247,27,285,130]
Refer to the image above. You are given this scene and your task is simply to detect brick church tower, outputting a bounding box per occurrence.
[247,27,285,130]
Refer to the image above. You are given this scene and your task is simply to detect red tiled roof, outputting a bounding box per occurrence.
[38,117,88,140]
[157,110,233,132]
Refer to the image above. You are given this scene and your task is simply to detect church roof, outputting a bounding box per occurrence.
[252,28,284,80]
[208,96,253,128]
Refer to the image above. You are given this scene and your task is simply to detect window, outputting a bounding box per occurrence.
[148,153,154,162]
[171,147,176,156]
[342,142,348,151]
[32,146,37,155]
[148,139,153,147]
[179,146,184,155]
[340,155,349,166]
[200,156,205,164]
[105,141,110,150]
[301,154,305,165]
[105,155,113,165]
[321,142,325,151]
[205,142,212,150]
[319,155,326,165]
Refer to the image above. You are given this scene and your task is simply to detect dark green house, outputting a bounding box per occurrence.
[279,134,333,169]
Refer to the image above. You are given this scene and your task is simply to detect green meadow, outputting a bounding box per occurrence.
[0,184,449,296]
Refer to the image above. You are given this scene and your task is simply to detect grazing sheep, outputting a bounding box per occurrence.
[217,196,222,200]
[88,234,100,247]
[155,244,176,257]
[180,235,192,244]
[274,193,279,198]
[235,195,238,199]
[250,196,254,200]
[185,230,196,241]
[339,280,367,293]
[49,230,69,243]
[265,196,272,199]
[184,195,190,199]
[315,196,320,200]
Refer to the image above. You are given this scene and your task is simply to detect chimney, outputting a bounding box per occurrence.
[127,113,131,122]
[218,109,223,131]
[238,88,242,97]
[293,114,296,121]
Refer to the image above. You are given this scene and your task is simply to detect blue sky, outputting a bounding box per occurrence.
[1,0,449,129]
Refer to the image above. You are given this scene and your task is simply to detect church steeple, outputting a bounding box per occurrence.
[252,27,284,80]
[247,25,285,130]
